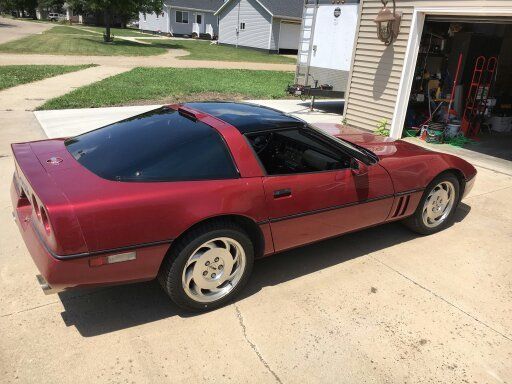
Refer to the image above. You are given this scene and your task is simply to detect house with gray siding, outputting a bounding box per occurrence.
[139,0,224,38]
[215,0,303,52]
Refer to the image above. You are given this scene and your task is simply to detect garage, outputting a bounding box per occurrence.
[402,15,512,160]
[278,21,301,52]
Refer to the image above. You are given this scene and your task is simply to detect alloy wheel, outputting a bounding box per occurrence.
[181,237,246,303]
[422,181,456,228]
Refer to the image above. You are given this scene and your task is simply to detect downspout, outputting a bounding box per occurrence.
[236,0,241,48]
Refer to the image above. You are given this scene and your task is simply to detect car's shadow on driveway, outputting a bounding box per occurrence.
[59,203,471,337]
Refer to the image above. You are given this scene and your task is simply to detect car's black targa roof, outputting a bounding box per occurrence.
[185,102,304,134]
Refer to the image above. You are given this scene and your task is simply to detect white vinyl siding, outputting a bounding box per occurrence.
[139,7,169,33]
[140,2,219,36]
[344,0,512,132]
[218,0,272,50]
[218,0,239,45]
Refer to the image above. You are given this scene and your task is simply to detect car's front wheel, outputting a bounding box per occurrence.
[403,173,460,235]
[158,221,254,312]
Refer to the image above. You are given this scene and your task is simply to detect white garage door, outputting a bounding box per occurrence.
[279,22,300,50]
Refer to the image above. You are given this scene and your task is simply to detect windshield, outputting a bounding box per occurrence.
[306,123,378,163]
[65,107,238,182]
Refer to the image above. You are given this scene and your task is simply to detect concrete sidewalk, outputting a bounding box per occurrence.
[0,65,130,112]
[0,50,296,71]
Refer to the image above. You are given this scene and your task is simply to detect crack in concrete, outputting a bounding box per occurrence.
[370,255,512,343]
[234,304,283,384]
[1,300,60,318]
[473,164,512,177]
[464,184,512,200]
[0,287,112,318]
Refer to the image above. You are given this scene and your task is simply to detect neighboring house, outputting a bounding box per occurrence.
[63,3,80,23]
[139,0,225,38]
[342,0,512,140]
[215,0,304,52]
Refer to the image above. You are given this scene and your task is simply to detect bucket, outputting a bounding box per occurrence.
[426,124,445,144]
[445,123,460,138]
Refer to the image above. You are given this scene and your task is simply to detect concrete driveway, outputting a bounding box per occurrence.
[0,45,511,382]
[0,16,51,44]
[1,106,512,383]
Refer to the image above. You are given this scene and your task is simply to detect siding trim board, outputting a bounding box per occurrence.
[268,16,273,50]
[345,1,512,138]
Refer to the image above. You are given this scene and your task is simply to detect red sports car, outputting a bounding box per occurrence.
[11,102,476,311]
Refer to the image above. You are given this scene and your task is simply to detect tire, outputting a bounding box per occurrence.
[158,221,254,312]
[403,173,460,235]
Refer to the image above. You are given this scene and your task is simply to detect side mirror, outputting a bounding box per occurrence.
[350,158,369,176]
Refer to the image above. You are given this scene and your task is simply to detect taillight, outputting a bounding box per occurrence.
[40,207,51,234]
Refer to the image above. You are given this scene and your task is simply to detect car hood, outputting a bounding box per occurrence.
[314,123,431,160]
[312,123,478,193]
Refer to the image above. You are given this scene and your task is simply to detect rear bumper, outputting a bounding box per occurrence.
[11,177,170,294]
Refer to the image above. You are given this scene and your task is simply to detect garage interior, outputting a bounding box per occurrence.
[404,16,512,160]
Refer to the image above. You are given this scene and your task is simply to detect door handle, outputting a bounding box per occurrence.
[273,188,291,198]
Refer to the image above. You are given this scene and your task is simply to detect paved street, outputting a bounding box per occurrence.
[0,15,511,384]
[0,17,51,44]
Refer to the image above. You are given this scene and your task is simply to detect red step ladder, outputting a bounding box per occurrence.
[461,56,498,138]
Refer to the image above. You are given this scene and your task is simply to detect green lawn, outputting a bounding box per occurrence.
[44,25,97,35]
[145,39,296,64]
[39,67,294,110]
[0,64,94,91]
[0,23,296,63]
[0,30,166,56]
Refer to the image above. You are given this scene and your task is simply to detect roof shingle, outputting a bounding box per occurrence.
[257,0,303,19]
[169,0,225,13]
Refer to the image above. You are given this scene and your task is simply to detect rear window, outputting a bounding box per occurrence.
[65,107,238,182]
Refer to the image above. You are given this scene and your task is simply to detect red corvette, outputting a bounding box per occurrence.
[11,102,476,311]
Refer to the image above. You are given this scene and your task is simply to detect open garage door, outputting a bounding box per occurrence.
[402,17,512,161]
[279,22,300,52]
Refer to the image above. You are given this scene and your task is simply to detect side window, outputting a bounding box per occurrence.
[240,22,246,30]
[246,128,351,175]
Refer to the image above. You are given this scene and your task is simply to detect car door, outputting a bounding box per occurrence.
[246,127,394,252]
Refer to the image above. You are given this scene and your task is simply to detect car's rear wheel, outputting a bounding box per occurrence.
[403,173,460,235]
[158,221,254,312]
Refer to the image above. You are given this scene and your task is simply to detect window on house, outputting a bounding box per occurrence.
[240,22,246,30]
[143,13,146,21]
[176,10,189,24]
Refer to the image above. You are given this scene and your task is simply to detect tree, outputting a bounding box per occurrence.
[1,0,38,18]
[37,0,64,12]
[66,0,162,42]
